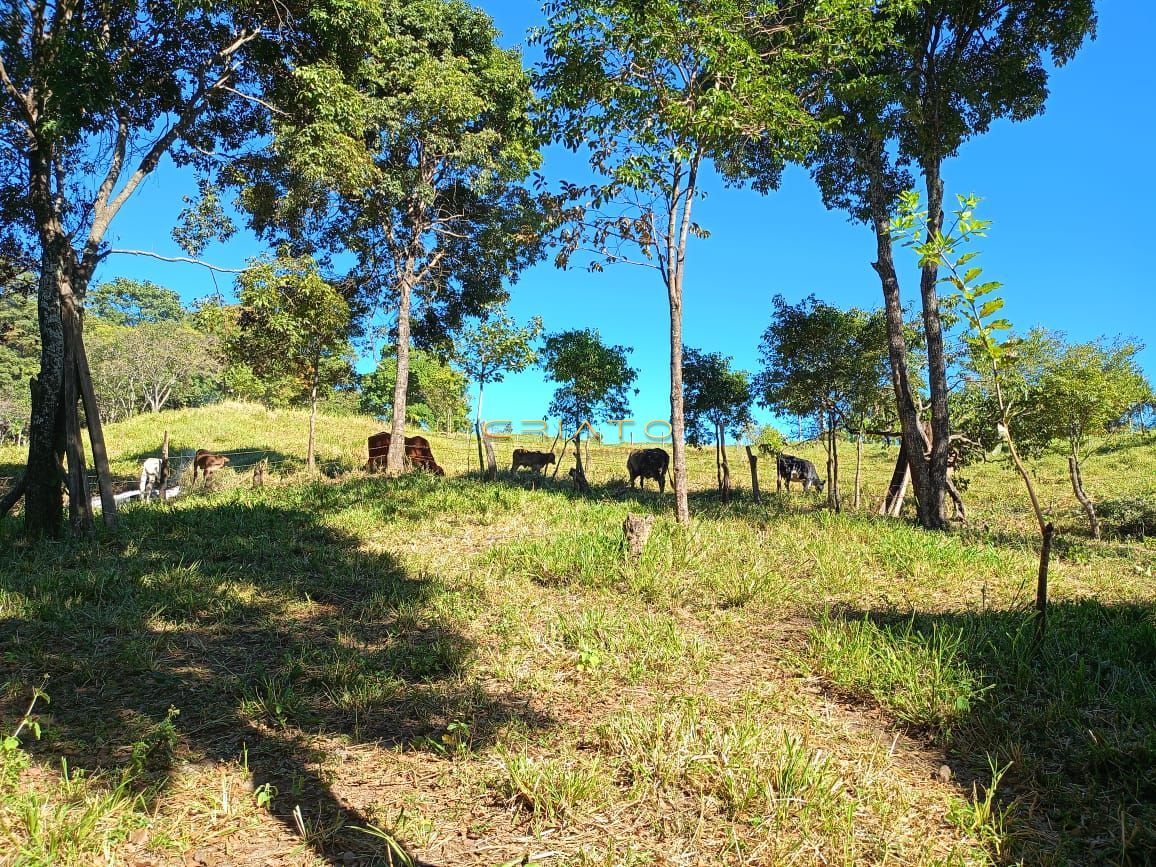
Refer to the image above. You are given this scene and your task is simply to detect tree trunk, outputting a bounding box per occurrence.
[918,163,950,528]
[868,168,940,529]
[23,246,69,538]
[386,275,414,475]
[668,289,689,524]
[74,317,116,525]
[62,299,92,534]
[307,379,318,473]
[880,442,909,516]
[1069,454,1099,539]
[853,430,863,510]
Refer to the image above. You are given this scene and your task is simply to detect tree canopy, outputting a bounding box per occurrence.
[540,329,637,435]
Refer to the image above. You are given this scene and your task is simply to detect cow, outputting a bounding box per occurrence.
[627,448,670,493]
[138,457,167,500]
[367,432,445,475]
[776,453,824,493]
[758,443,777,458]
[192,449,230,483]
[511,449,556,474]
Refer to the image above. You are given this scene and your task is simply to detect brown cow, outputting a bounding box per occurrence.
[627,448,670,493]
[192,449,230,482]
[511,448,556,474]
[367,432,445,475]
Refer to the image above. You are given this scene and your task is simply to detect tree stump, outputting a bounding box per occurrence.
[622,513,655,562]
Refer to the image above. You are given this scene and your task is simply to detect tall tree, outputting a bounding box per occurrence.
[756,295,889,511]
[452,306,543,470]
[86,278,185,327]
[87,321,222,421]
[540,329,637,461]
[808,0,1098,529]
[237,0,546,477]
[0,0,285,535]
[682,347,753,501]
[536,0,889,524]
[231,253,358,472]
[363,346,471,434]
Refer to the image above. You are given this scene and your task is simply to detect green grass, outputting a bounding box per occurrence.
[0,401,1154,865]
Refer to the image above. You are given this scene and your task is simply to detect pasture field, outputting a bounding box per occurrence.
[1,403,1155,866]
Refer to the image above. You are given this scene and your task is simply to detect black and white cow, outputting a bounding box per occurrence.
[776,454,824,493]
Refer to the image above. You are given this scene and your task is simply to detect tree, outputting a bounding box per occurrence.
[231,253,358,472]
[536,0,886,524]
[682,347,753,502]
[0,0,285,535]
[86,278,185,327]
[236,0,546,477]
[756,295,889,511]
[808,1,1097,530]
[452,306,543,471]
[362,346,471,434]
[540,329,637,485]
[1031,340,1148,538]
[87,321,222,421]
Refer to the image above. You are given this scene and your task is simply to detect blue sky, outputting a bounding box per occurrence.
[97,2,1156,440]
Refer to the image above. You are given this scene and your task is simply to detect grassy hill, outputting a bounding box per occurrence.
[1,403,1154,865]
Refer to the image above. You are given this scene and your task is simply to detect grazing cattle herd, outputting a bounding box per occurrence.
[137,432,830,503]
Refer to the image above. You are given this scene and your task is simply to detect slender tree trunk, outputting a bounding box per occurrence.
[919,163,950,528]
[854,430,863,510]
[1069,453,1099,539]
[718,421,731,505]
[307,378,318,473]
[665,153,699,526]
[880,443,910,516]
[868,167,939,529]
[669,289,689,523]
[386,274,414,475]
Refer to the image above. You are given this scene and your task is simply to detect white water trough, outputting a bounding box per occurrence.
[90,485,183,512]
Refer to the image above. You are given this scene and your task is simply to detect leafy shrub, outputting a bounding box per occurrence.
[1098,494,1156,539]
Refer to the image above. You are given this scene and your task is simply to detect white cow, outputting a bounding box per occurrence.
[139,457,167,501]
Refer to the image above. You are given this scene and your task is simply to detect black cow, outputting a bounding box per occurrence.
[627,448,670,493]
[511,449,556,473]
[777,454,824,493]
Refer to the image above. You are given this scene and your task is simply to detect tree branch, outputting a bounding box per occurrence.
[107,249,246,273]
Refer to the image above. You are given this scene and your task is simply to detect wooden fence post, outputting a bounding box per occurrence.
[161,431,170,501]
[1035,522,1055,647]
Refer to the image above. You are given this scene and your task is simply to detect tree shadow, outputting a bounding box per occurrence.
[814,601,1156,865]
[0,495,551,865]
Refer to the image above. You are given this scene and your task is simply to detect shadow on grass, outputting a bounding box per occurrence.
[810,602,1156,865]
[0,491,550,865]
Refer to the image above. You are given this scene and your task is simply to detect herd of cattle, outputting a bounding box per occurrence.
[138,432,825,499]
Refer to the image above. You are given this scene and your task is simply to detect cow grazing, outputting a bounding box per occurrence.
[192,449,230,482]
[776,454,824,493]
[627,448,670,493]
[139,457,167,500]
[511,449,556,474]
[367,432,445,475]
